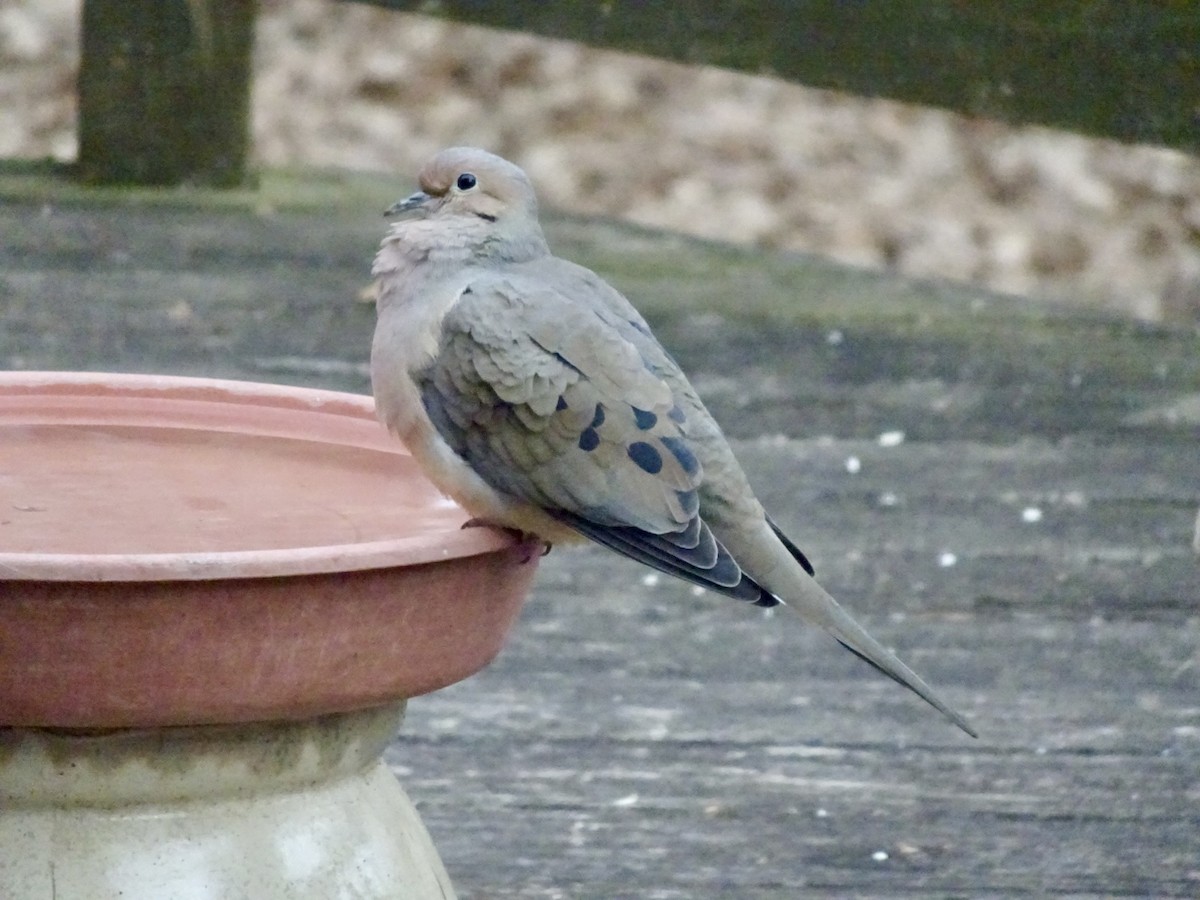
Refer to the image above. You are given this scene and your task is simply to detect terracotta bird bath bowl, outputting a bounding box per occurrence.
[0,371,540,899]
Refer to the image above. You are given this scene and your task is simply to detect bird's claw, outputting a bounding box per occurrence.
[461,518,551,562]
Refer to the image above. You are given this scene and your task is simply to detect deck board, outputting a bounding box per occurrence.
[2,184,1197,898]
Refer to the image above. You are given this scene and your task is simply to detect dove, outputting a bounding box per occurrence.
[371,147,976,737]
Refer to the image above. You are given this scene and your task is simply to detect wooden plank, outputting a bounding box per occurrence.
[363,0,1200,152]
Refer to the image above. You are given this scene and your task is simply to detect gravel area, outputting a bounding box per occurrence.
[4,0,1199,321]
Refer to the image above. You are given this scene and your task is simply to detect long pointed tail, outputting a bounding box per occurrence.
[781,580,978,737]
[830,628,978,738]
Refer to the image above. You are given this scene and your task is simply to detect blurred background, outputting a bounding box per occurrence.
[4,0,1198,321]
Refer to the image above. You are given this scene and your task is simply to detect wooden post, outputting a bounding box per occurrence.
[76,0,257,187]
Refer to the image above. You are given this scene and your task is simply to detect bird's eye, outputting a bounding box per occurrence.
[456,172,477,191]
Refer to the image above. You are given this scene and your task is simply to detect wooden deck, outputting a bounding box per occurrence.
[2,172,1197,897]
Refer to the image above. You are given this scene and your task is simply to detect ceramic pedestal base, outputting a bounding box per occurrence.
[0,703,456,899]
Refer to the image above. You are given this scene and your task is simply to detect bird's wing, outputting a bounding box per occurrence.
[416,273,774,605]
[507,256,816,580]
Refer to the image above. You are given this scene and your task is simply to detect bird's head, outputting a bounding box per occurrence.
[386,147,540,228]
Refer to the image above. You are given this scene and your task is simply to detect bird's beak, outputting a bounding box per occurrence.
[384,191,435,219]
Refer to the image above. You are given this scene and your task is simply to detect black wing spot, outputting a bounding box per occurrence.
[632,407,657,430]
[590,403,606,429]
[556,395,568,411]
[628,317,654,337]
[578,427,600,451]
[627,441,663,474]
[552,352,583,375]
[659,436,700,476]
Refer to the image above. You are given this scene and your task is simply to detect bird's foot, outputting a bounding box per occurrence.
[461,518,552,562]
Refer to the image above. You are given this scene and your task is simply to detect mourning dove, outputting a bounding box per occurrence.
[371,147,976,737]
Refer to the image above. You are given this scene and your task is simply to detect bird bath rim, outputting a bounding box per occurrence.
[0,371,539,728]
[0,370,517,582]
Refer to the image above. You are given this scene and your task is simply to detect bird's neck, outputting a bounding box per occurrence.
[378,217,549,270]
[373,219,550,316]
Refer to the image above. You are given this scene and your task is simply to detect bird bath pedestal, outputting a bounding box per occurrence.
[0,372,539,899]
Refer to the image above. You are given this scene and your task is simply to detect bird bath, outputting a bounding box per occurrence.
[0,371,540,899]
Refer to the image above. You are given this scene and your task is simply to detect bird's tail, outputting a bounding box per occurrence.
[733,520,977,736]
[781,571,978,737]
